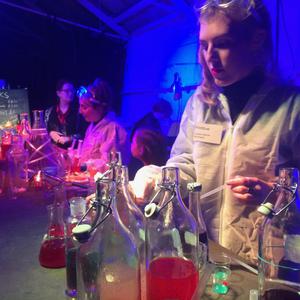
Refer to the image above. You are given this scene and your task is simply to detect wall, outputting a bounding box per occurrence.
[121,0,300,129]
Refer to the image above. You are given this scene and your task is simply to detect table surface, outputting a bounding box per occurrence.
[0,191,259,300]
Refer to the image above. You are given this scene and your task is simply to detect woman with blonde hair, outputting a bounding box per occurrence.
[131,0,300,262]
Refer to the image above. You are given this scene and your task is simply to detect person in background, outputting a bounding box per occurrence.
[45,79,87,149]
[131,128,169,167]
[131,0,300,263]
[79,78,130,173]
[130,98,173,140]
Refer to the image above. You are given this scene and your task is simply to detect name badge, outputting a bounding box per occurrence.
[193,123,223,145]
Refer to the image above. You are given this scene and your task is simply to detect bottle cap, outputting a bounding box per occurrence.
[144,203,159,218]
[187,182,202,192]
[257,202,273,215]
[70,197,86,216]
[72,224,91,243]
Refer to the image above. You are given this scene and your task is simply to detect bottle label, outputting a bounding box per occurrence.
[185,231,197,247]
[284,235,300,263]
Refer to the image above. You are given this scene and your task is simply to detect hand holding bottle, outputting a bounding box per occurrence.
[130,165,162,206]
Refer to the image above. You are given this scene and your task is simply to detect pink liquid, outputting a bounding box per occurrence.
[39,238,66,268]
[39,225,65,268]
[71,157,80,173]
[147,257,199,300]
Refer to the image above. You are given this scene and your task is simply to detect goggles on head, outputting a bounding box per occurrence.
[199,0,256,21]
[77,86,107,105]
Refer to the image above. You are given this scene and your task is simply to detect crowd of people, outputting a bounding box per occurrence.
[43,0,300,263]
[44,78,172,177]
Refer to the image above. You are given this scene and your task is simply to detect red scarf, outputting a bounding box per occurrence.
[56,105,70,125]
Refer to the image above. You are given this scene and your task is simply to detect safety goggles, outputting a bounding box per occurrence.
[77,86,106,105]
[199,0,256,20]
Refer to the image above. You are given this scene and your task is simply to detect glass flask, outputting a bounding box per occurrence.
[27,110,61,178]
[76,178,141,300]
[7,134,29,197]
[65,197,90,298]
[258,167,300,300]
[144,166,199,300]
[39,203,66,268]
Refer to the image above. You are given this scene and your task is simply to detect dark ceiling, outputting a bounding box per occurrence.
[0,0,196,41]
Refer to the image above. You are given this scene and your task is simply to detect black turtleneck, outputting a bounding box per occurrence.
[222,69,265,123]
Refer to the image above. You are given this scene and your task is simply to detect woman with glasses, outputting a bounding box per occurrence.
[45,79,87,149]
[78,78,130,173]
[132,0,300,262]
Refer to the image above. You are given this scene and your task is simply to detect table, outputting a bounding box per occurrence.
[0,191,259,300]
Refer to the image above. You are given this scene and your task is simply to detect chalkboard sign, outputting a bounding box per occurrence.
[0,89,30,127]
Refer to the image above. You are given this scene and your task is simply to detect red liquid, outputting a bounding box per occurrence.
[147,257,199,300]
[39,225,65,268]
[71,157,80,173]
[39,238,66,268]
[1,143,11,159]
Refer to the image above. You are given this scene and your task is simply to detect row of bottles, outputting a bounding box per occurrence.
[39,151,205,300]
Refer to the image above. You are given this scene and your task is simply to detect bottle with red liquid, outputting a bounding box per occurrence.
[39,203,66,268]
[144,166,199,300]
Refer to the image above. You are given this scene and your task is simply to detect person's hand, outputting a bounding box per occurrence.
[50,131,71,144]
[129,165,162,206]
[58,136,71,145]
[226,176,274,201]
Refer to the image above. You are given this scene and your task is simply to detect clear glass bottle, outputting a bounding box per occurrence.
[39,203,66,268]
[144,166,199,300]
[258,167,300,299]
[7,134,29,197]
[115,165,145,298]
[76,179,141,300]
[187,182,208,246]
[65,197,89,298]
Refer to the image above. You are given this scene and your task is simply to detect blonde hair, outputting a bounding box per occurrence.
[197,0,273,104]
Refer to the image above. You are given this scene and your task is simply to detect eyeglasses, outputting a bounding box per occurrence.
[60,89,75,94]
[199,0,256,20]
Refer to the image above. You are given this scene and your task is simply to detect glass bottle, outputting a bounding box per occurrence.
[258,167,300,299]
[39,203,66,268]
[144,166,199,300]
[76,178,141,300]
[7,134,29,197]
[115,165,145,298]
[65,197,89,298]
[187,182,208,246]
[19,112,31,141]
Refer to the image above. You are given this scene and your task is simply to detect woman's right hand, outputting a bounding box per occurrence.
[129,165,162,206]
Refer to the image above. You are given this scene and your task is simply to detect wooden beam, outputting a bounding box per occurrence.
[77,0,129,38]
[114,0,157,23]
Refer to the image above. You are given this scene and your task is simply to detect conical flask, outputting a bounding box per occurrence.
[76,178,141,300]
[144,166,199,300]
[39,203,66,268]
[258,167,300,299]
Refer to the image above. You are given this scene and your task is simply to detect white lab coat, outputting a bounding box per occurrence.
[80,112,130,172]
[167,79,300,261]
